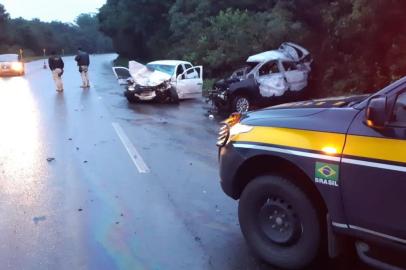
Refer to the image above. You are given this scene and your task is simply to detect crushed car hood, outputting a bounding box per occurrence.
[129,61,171,87]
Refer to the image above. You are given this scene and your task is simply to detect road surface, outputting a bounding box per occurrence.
[0,54,365,270]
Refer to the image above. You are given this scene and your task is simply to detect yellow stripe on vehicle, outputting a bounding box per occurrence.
[231,127,346,154]
[344,135,406,164]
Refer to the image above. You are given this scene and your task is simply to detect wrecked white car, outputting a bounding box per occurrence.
[209,42,312,113]
[113,60,203,103]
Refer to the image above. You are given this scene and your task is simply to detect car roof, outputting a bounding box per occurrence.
[147,60,192,66]
[246,50,290,63]
[0,54,19,62]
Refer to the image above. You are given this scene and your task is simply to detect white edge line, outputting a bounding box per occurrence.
[233,143,341,162]
[342,158,406,173]
[112,122,150,173]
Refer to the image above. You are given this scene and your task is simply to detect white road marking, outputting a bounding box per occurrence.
[112,122,150,173]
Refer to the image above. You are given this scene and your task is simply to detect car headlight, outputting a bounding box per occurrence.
[229,123,253,137]
[128,85,135,91]
[11,62,23,72]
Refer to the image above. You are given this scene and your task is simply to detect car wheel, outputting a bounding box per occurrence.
[125,93,139,103]
[169,87,179,103]
[238,174,321,269]
[232,95,250,113]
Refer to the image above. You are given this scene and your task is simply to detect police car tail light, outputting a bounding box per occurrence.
[322,146,338,155]
[217,123,230,147]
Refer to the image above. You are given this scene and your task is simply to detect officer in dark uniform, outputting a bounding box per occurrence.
[48,51,64,92]
[74,48,90,88]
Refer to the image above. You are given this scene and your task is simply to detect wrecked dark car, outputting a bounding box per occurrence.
[209,42,312,113]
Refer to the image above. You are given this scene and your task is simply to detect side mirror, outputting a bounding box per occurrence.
[365,96,387,128]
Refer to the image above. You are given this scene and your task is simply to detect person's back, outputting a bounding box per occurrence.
[75,48,91,88]
[75,51,90,66]
[48,52,64,92]
[48,55,64,71]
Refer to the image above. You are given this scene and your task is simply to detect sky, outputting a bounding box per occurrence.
[0,0,106,23]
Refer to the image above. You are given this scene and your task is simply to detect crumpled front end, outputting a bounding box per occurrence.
[125,80,173,102]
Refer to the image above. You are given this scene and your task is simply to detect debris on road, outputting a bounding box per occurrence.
[33,216,46,225]
[78,208,83,212]
[46,157,55,162]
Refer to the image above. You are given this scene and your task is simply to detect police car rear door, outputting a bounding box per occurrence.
[339,89,406,244]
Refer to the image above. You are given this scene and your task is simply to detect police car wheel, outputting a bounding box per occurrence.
[232,95,250,113]
[238,174,321,269]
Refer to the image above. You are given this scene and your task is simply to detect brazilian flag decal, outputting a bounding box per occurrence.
[315,162,339,187]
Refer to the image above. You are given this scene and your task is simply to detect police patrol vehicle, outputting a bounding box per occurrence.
[217,77,406,269]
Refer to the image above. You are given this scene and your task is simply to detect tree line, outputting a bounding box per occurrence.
[0,4,112,58]
[98,0,406,97]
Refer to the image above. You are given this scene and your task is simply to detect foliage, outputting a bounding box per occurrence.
[98,0,406,96]
[0,4,112,57]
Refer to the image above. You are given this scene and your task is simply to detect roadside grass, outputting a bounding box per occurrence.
[113,56,130,67]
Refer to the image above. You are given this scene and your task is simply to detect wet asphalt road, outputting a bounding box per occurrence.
[0,54,366,270]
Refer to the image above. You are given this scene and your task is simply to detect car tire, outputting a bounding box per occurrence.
[232,95,250,113]
[169,87,179,103]
[125,93,139,103]
[238,174,321,270]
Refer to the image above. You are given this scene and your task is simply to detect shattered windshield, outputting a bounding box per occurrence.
[146,64,175,76]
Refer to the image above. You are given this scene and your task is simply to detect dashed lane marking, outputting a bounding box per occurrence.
[112,122,150,173]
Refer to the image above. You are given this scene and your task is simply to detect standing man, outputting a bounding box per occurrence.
[48,51,64,92]
[74,48,90,88]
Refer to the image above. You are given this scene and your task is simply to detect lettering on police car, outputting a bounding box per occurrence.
[315,162,339,187]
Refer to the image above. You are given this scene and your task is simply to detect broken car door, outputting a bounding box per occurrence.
[281,61,309,91]
[176,66,203,99]
[112,67,132,85]
[256,60,288,97]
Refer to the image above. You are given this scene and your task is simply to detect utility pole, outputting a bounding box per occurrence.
[19,48,23,62]
[43,48,47,69]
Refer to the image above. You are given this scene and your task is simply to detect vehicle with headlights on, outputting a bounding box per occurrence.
[217,78,406,269]
[0,54,25,76]
[113,60,203,103]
